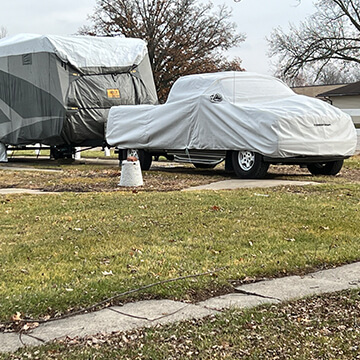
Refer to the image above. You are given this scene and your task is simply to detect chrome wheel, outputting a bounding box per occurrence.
[238,151,255,171]
[231,150,269,179]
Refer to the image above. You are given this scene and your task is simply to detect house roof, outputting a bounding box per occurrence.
[292,84,346,98]
[317,81,360,97]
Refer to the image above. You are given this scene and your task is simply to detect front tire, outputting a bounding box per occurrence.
[232,150,269,179]
[307,160,344,176]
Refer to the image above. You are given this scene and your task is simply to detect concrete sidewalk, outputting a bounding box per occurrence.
[0,188,58,195]
[0,164,62,172]
[2,262,360,353]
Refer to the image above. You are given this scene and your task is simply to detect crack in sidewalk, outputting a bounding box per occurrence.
[234,289,282,302]
[108,304,191,322]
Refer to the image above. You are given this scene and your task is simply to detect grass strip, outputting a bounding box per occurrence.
[2,289,360,359]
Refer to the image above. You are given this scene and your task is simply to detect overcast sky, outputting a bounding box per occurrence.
[0,0,317,75]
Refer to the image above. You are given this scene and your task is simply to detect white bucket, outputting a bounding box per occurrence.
[119,160,143,187]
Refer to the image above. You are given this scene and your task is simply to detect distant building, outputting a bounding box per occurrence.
[292,84,347,100]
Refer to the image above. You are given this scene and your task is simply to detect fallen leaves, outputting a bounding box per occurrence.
[210,205,224,212]
[129,247,143,257]
[102,270,114,276]
[10,312,22,322]
[8,312,39,333]
[21,322,39,332]
[254,193,270,197]
[127,265,138,274]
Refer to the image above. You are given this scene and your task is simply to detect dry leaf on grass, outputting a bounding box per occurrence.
[10,312,22,322]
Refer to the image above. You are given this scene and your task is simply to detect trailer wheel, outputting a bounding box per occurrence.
[50,146,74,160]
[307,160,344,176]
[232,150,269,179]
[138,150,153,170]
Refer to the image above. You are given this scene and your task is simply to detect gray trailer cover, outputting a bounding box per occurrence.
[0,34,157,146]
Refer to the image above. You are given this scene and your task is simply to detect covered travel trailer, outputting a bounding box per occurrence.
[0,34,157,159]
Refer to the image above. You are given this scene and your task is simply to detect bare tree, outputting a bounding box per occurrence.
[80,0,245,101]
[0,26,7,39]
[268,0,360,84]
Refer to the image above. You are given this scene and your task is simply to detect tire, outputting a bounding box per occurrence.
[50,146,74,160]
[137,150,153,170]
[232,150,269,179]
[118,149,128,164]
[193,163,217,169]
[307,160,344,176]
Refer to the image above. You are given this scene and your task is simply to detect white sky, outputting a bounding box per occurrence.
[221,0,316,74]
[0,0,317,75]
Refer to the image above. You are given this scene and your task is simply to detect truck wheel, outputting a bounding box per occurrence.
[307,160,344,176]
[232,150,269,179]
[138,150,153,170]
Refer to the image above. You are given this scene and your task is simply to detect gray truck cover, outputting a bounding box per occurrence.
[106,72,357,158]
[0,34,157,146]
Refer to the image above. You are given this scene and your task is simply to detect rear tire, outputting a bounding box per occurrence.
[138,150,153,170]
[307,160,344,176]
[232,150,269,179]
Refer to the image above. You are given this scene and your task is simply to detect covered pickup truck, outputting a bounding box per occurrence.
[0,34,157,159]
[106,72,357,178]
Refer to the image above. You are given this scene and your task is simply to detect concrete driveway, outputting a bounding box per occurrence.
[183,179,318,191]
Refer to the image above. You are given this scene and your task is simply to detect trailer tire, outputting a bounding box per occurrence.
[50,146,74,160]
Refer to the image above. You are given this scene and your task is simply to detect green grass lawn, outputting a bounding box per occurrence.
[79,149,117,159]
[6,148,117,159]
[0,156,359,358]
[0,181,359,323]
